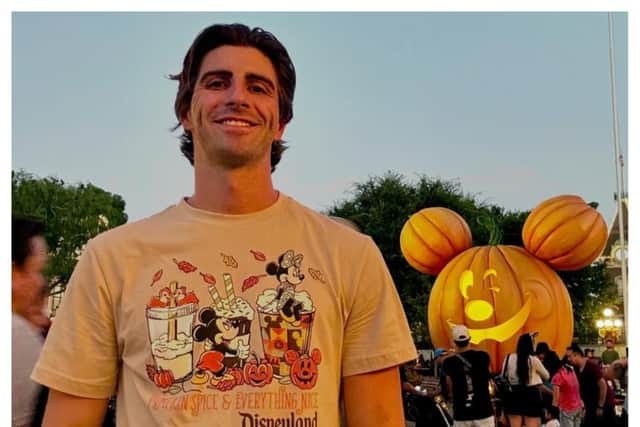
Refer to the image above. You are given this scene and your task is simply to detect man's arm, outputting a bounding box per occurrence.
[597,377,607,408]
[342,366,405,427]
[42,389,109,427]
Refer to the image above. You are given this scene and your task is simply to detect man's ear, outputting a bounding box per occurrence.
[181,112,193,132]
[274,123,287,140]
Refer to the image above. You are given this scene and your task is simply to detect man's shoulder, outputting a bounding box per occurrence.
[89,204,179,247]
[284,195,370,241]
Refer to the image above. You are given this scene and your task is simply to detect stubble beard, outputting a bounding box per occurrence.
[195,128,273,171]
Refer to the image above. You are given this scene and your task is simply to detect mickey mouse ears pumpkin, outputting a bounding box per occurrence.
[400,195,607,373]
[399,207,472,276]
[522,195,608,270]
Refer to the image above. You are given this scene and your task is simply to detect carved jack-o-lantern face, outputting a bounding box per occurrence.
[455,268,533,344]
[285,348,321,389]
[243,355,273,387]
[428,245,573,373]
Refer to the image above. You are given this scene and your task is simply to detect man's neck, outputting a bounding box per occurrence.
[190,160,278,214]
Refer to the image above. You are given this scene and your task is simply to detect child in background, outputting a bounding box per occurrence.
[543,406,560,427]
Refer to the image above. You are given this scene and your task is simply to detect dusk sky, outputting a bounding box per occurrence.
[12,12,628,226]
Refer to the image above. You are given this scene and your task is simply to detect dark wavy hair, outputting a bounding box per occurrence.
[170,23,296,172]
[516,333,534,385]
[12,216,44,268]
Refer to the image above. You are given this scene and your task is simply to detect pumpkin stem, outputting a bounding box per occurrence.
[588,201,599,209]
[476,214,503,246]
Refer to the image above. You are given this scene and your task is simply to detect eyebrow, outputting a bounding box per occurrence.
[198,69,276,91]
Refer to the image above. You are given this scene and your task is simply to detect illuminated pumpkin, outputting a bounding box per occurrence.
[522,195,608,270]
[427,245,573,373]
[400,207,472,275]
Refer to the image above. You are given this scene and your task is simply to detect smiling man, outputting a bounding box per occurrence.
[31,24,416,427]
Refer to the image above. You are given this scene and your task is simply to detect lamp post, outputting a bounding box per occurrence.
[596,307,624,343]
[607,12,627,341]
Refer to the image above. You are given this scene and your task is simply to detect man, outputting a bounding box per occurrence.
[32,23,416,426]
[442,325,494,427]
[567,344,615,427]
[12,217,49,427]
[600,339,620,366]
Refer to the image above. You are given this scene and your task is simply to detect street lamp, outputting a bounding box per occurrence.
[596,307,623,343]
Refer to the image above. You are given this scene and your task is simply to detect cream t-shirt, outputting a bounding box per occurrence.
[502,353,549,386]
[32,195,416,426]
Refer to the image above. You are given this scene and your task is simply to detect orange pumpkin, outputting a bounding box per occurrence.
[243,353,274,387]
[400,207,472,275]
[522,195,608,270]
[427,245,573,373]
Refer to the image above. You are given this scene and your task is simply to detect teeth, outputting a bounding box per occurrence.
[221,119,251,127]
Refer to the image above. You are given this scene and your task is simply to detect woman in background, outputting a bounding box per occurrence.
[501,333,550,427]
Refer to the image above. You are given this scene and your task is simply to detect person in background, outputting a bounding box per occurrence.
[501,332,549,427]
[551,357,583,427]
[605,357,627,425]
[567,344,615,427]
[442,325,495,427]
[600,339,620,366]
[535,342,560,415]
[542,406,560,427]
[12,216,49,427]
[31,23,416,427]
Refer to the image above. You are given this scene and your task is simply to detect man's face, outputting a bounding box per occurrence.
[606,340,614,349]
[182,45,286,170]
[567,352,582,367]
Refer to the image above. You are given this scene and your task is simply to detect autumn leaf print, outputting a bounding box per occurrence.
[149,269,163,287]
[308,268,326,284]
[220,253,238,268]
[249,249,267,262]
[172,258,197,273]
[242,274,267,292]
[199,272,216,285]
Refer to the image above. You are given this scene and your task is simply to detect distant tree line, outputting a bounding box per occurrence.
[12,170,128,295]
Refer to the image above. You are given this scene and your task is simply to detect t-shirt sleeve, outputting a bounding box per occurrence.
[31,241,118,398]
[551,371,563,387]
[532,355,550,381]
[341,238,416,377]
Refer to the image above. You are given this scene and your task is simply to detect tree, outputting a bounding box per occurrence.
[327,172,500,347]
[12,170,128,294]
[327,172,616,347]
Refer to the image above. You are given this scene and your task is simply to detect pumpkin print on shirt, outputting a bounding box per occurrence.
[143,249,323,394]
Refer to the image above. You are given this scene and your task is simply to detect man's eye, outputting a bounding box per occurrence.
[249,84,268,94]
[206,79,226,89]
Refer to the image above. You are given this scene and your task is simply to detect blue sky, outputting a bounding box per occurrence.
[12,12,628,226]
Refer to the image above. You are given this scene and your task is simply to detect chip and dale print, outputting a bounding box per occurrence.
[145,249,323,394]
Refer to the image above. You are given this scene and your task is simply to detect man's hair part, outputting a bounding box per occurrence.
[170,23,296,172]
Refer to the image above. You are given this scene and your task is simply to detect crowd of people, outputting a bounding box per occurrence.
[401,328,628,427]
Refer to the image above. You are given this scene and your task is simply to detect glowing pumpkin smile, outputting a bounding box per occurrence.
[448,294,533,344]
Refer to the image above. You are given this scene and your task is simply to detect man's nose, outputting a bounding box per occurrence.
[226,81,250,108]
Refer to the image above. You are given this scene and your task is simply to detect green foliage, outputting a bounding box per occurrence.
[327,172,618,347]
[12,170,128,293]
[559,263,621,344]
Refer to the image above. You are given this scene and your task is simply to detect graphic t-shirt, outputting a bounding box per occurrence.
[32,195,416,426]
[442,350,493,421]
